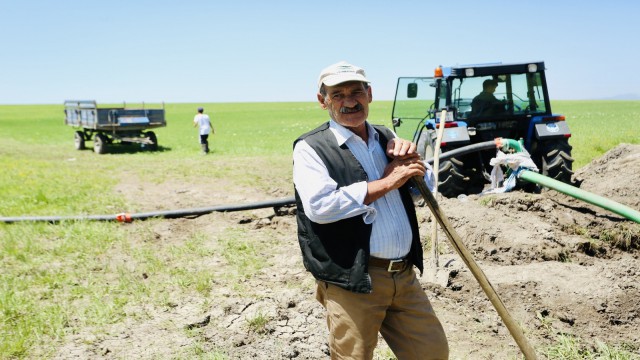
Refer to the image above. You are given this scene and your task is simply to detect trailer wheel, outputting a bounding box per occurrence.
[94,134,107,154]
[74,131,85,150]
[146,131,158,151]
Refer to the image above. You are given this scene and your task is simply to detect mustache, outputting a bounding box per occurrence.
[339,103,364,114]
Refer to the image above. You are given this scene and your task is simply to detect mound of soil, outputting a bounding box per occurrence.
[53,144,640,359]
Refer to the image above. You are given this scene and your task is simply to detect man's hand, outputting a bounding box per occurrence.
[386,138,417,158]
[381,153,426,189]
[364,152,426,204]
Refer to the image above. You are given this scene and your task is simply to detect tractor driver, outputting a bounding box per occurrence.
[471,79,506,117]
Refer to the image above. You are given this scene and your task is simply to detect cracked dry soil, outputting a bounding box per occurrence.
[54,144,639,359]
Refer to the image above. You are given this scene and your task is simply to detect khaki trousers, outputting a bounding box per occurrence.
[316,265,449,360]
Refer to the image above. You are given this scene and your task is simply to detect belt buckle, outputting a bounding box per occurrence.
[387,259,404,272]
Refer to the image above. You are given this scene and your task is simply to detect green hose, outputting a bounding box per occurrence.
[497,137,524,152]
[519,170,640,224]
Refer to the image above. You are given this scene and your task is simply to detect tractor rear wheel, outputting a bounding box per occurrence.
[540,138,574,184]
[421,130,483,198]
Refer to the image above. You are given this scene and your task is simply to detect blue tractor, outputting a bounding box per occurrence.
[391,61,574,198]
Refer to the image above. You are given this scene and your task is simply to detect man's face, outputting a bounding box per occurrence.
[318,81,372,130]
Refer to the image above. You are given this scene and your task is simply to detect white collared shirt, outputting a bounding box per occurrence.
[293,120,434,259]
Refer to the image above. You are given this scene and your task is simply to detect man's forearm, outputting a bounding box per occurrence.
[364,178,395,205]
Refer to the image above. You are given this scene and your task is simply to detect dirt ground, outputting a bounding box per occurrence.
[54,144,640,359]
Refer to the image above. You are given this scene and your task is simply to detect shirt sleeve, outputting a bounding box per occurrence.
[388,131,437,193]
[293,140,376,224]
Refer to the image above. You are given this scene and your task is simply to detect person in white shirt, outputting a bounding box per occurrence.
[293,61,449,360]
[193,107,214,154]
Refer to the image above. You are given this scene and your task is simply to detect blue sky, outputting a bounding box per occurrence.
[1,0,638,104]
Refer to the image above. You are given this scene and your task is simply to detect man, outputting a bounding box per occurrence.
[193,107,214,154]
[293,61,449,359]
[471,79,505,117]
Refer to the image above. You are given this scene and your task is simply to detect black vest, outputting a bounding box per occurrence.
[294,122,423,293]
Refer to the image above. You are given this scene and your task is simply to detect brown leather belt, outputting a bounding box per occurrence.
[369,257,409,272]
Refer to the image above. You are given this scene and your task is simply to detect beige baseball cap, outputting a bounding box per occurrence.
[317,61,369,90]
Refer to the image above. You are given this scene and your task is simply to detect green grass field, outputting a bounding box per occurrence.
[1,100,639,358]
[1,100,638,218]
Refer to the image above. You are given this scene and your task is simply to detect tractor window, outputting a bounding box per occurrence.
[509,73,548,114]
[453,73,548,119]
[391,77,436,140]
[451,77,487,119]
[435,81,448,110]
[392,77,435,120]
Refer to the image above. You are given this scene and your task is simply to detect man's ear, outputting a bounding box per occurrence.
[367,86,373,103]
[317,93,328,109]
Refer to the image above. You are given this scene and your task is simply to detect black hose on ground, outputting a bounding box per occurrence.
[0,197,296,224]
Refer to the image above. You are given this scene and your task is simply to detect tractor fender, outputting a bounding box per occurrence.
[440,126,471,147]
[534,120,571,140]
[525,115,571,149]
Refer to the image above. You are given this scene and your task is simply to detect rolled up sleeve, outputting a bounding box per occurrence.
[293,140,376,224]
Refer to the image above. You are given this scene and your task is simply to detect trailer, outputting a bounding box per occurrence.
[64,100,166,154]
